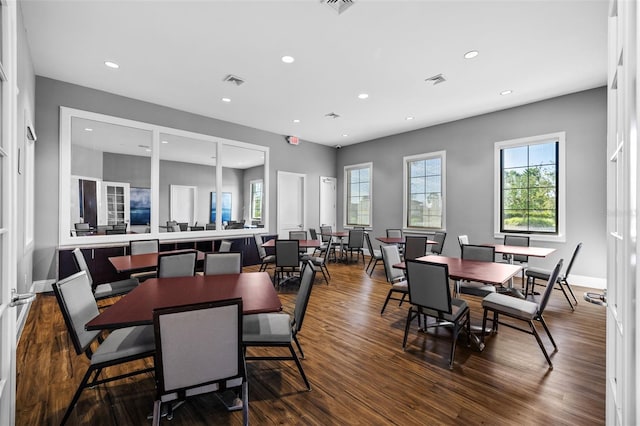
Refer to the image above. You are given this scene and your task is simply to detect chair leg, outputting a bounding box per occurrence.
[529,320,553,368]
[403,307,416,349]
[288,344,311,390]
[60,367,95,425]
[366,256,374,274]
[537,315,558,350]
[381,289,393,314]
[481,309,489,344]
[241,380,249,426]
[293,334,305,359]
[563,278,579,305]
[152,400,162,426]
[557,280,576,311]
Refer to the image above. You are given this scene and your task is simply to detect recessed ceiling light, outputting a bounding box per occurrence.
[500,90,513,96]
[145,148,152,152]
[104,61,119,69]
[221,97,231,103]
[282,55,295,64]
[161,140,168,144]
[358,93,369,99]
[342,134,349,137]
[84,128,93,132]
[464,50,479,59]
[293,119,300,123]
[405,116,414,121]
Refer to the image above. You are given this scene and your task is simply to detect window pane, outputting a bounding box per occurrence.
[425,176,441,193]
[406,155,443,229]
[425,158,441,175]
[502,146,528,168]
[411,160,425,177]
[503,209,528,231]
[529,210,556,232]
[529,142,556,166]
[503,188,529,210]
[502,167,528,190]
[349,169,360,184]
[350,183,360,198]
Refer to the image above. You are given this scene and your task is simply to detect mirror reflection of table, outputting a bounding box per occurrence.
[108,249,206,274]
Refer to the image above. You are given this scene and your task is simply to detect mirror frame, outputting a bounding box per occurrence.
[59,107,269,246]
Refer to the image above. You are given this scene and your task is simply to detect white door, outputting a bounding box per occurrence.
[277,171,305,238]
[0,2,18,424]
[170,185,197,224]
[319,176,337,230]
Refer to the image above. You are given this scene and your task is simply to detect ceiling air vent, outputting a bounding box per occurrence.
[223,74,245,86]
[322,0,354,15]
[325,112,341,119]
[425,73,446,85]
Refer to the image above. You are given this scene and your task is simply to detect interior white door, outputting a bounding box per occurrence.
[277,171,305,238]
[170,185,197,224]
[319,176,337,230]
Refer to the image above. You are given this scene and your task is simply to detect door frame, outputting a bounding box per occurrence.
[277,171,306,238]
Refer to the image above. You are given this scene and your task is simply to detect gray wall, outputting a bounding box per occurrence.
[33,77,336,280]
[337,87,607,282]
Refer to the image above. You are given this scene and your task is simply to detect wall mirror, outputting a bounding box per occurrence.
[59,107,269,246]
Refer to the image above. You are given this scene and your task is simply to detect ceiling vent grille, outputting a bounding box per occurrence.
[223,74,245,86]
[325,112,341,119]
[425,73,446,85]
[322,0,354,15]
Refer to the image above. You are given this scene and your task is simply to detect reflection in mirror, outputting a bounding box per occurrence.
[70,117,152,237]
[221,144,265,230]
[159,133,217,232]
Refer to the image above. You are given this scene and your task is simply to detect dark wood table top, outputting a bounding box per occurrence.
[394,255,522,286]
[86,272,282,331]
[376,237,437,245]
[484,244,556,258]
[108,249,206,273]
[261,239,321,248]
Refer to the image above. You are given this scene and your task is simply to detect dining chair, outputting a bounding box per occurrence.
[157,250,197,278]
[457,244,498,297]
[457,234,469,255]
[429,231,447,255]
[319,225,338,262]
[308,237,331,284]
[274,239,301,286]
[129,239,160,281]
[72,248,139,301]
[403,259,471,369]
[74,222,91,236]
[380,244,408,315]
[178,222,189,231]
[152,298,248,426]
[503,234,529,285]
[481,259,563,369]
[219,240,233,252]
[53,271,155,425]
[254,234,276,272]
[364,232,383,276]
[205,223,216,230]
[243,261,316,391]
[525,242,582,310]
[190,225,204,231]
[203,252,243,275]
[403,236,427,261]
[345,228,365,264]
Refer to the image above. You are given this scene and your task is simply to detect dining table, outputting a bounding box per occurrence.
[261,239,322,249]
[86,271,282,331]
[376,236,438,245]
[320,231,350,262]
[108,249,206,274]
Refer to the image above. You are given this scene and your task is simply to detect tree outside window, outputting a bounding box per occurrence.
[404,151,445,229]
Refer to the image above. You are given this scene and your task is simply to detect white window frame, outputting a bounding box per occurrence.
[343,162,372,228]
[403,150,446,232]
[250,179,263,221]
[494,131,566,242]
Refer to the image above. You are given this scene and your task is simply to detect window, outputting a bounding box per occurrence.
[250,179,263,221]
[403,151,446,229]
[494,132,565,241]
[344,162,372,227]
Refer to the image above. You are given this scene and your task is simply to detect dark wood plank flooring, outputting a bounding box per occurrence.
[16,260,606,425]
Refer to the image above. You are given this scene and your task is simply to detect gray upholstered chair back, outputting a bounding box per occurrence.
[458,235,469,248]
[204,252,242,275]
[430,231,447,254]
[320,226,333,243]
[364,232,375,256]
[205,223,216,230]
[289,230,307,240]
[309,228,318,240]
[504,235,529,262]
[157,251,197,278]
[219,240,232,252]
[130,239,159,255]
[275,240,300,268]
[538,259,564,313]
[153,298,244,401]
[380,244,404,283]
[254,234,267,259]
[348,228,364,249]
[72,248,94,286]
[461,244,495,262]
[404,236,427,260]
[293,261,316,333]
[52,271,101,355]
[563,243,582,280]
[386,229,403,238]
[405,260,452,314]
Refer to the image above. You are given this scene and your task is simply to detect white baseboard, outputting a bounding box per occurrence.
[569,274,606,290]
[33,279,56,293]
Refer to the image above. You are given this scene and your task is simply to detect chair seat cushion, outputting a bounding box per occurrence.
[243,313,292,344]
[391,280,408,291]
[94,277,139,299]
[482,292,538,320]
[459,281,496,297]
[91,324,155,365]
[262,254,276,263]
[525,267,551,280]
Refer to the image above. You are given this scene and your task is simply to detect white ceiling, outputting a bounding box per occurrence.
[21,0,608,147]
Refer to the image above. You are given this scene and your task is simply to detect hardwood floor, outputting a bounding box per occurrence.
[16,260,606,425]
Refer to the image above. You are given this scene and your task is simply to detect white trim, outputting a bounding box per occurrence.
[493,131,566,243]
[569,274,607,290]
[343,162,373,228]
[402,150,446,231]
